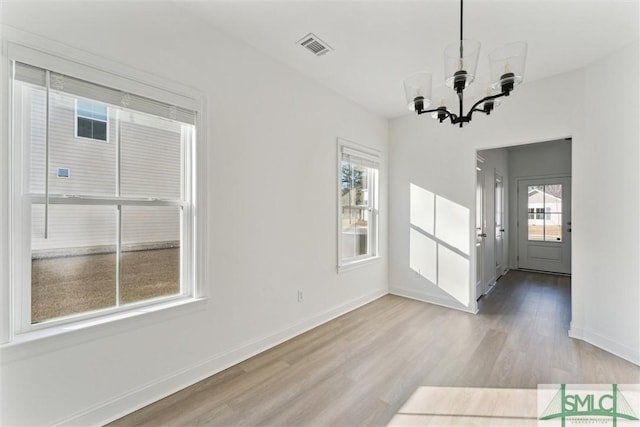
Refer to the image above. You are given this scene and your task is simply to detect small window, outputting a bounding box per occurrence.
[75,99,108,141]
[338,140,380,269]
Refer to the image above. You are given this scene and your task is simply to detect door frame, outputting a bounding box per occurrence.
[475,155,486,300]
[494,170,505,280]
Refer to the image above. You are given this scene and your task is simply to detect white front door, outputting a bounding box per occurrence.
[494,172,505,279]
[475,158,486,299]
[517,177,571,274]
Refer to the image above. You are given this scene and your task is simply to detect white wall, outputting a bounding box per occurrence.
[0,3,388,425]
[506,140,572,268]
[570,42,640,365]
[390,41,640,365]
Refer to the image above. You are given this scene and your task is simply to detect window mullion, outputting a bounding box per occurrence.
[44,70,50,239]
[116,108,122,307]
[116,206,122,307]
[543,185,547,240]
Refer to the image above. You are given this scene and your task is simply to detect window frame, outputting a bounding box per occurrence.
[337,138,380,271]
[74,98,109,142]
[2,41,208,341]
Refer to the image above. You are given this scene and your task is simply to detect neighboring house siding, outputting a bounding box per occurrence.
[26,87,181,256]
[527,189,562,226]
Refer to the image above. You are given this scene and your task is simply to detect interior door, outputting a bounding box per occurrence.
[475,158,486,299]
[517,177,571,274]
[494,172,505,279]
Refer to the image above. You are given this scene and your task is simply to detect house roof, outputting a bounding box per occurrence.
[527,187,562,204]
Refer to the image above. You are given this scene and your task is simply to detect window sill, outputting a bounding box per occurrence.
[0,297,208,361]
[338,256,383,273]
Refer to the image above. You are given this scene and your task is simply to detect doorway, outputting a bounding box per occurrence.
[477,138,572,290]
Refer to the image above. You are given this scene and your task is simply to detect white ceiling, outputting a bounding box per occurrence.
[176,0,639,118]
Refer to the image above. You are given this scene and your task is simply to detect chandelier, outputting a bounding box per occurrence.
[403,0,527,127]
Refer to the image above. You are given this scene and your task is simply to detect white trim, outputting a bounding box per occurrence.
[0,297,207,352]
[47,290,387,426]
[0,37,13,344]
[337,255,382,273]
[4,30,200,111]
[569,323,640,366]
[337,137,381,159]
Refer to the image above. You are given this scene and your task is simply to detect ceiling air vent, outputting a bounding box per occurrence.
[297,33,333,56]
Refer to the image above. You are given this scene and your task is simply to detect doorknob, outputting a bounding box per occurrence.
[500,229,505,232]
[479,233,487,238]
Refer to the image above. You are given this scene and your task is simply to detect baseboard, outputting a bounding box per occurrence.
[389,286,477,314]
[55,289,388,426]
[569,322,640,366]
[482,283,497,298]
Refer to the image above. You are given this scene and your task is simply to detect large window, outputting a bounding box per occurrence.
[338,140,379,268]
[10,58,199,331]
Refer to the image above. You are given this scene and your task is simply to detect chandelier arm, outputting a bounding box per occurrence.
[416,108,454,117]
[416,107,459,124]
[468,92,506,113]
[460,92,508,122]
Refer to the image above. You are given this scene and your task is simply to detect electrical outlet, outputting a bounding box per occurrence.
[297,290,303,303]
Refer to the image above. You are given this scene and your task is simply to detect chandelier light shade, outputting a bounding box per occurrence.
[489,41,528,94]
[403,72,433,111]
[403,0,527,127]
[444,39,480,91]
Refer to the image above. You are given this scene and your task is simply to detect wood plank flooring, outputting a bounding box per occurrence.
[109,270,640,426]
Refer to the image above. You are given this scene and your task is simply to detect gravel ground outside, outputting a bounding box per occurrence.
[31,248,180,324]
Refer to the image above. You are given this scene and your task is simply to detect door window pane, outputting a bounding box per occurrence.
[527,184,563,241]
[527,219,544,241]
[544,214,563,241]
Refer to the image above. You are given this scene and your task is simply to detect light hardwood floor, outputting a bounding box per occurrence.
[109,270,640,426]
